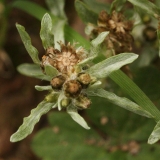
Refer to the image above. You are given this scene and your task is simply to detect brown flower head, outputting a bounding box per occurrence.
[92,10,133,54]
[41,42,87,75]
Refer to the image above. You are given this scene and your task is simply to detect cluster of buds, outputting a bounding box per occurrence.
[90,10,133,54]
[42,42,92,110]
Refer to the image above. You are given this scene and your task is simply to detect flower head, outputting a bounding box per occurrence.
[88,10,133,54]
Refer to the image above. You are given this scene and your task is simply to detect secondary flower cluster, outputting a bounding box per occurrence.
[88,10,133,54]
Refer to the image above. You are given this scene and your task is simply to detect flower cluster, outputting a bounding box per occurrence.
[88,10,133,55]
[42,42,93,110]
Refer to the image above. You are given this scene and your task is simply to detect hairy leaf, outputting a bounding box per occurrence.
[35,85,52,91]
[128,0,160,18]
[67,106,90,130]
[88,88,152,118]
[10,101,54,142]
[148,120,160,144]
[88,53,138,78]
[16,24,40,64]
[17,63,51,81]
[40,13,54,49]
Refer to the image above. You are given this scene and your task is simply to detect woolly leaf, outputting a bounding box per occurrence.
[40,13,54,49]
[10,101,54,142]
[67,106,90,130]
[17,63,51,81]
[16,24,40,64]
[87,53,138,78]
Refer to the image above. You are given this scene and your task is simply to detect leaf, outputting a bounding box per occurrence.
[88,88,152,118]
[75,0,98,25]
[17,63,51,81]
[78,32,109,65]
[91,31,109,47]
[109,70,160,122]
[40,13,54,49]
[16,24,40,64]
[83,0,110,13]
[11,0,53,21]
[110,0,127,12]
[35,85,52,91]
[148,120,160,144]
[10,101,54,142]
[53,20,66,49]
[87,53,138,79]
[46,0,66,18]
[67,106,90,130]
[44,65,59,77]
[128,0,160,18]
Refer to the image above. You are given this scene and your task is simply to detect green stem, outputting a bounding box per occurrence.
[109,70,160,122]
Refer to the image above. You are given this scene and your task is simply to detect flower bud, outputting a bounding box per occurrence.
[51,75,66,90]
[78,73,91,87]
[61,98,71,108]
[74,94,91,109]
[64,80,82,98]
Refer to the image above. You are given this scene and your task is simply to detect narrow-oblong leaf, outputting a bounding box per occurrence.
[87,53,138,78]
[148,121,160,144]
[78,32,109,65]
[128,0,160,18]
[35,85,52,91]
[87,88,152,118]
[44,65,59,77]
[40,13,54,49]
[91,31,109,47]
[17,63,51,81]
[53,20,66,49]
[10,101,54,142]
[46,0,66,18]
[75,0,98,24]
[67,106,90,129]
[16,24,40,64]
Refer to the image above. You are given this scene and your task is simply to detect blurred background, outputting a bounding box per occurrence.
[1,0,160,160]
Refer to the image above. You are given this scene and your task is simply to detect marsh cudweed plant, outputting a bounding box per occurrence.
[10,13,142,142]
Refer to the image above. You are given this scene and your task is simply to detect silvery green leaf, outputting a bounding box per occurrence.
[17,63,51,81]
[53,20,66,49]
[78,32,109,65]
[40,13,54,49]
[44,65,59,77]
[89,81,102,89]
[67,106,90,130]
[35,85,52,91]
[91,31,109,47]
[148,121,160,144]
[46,0,66,18]
[85,23,96,35]
[87,53,138,79]
[75,0,98,25]
[87,88,152,118]
[16,24,40,64]
[10,101,54,142]
[128,0,160,18]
